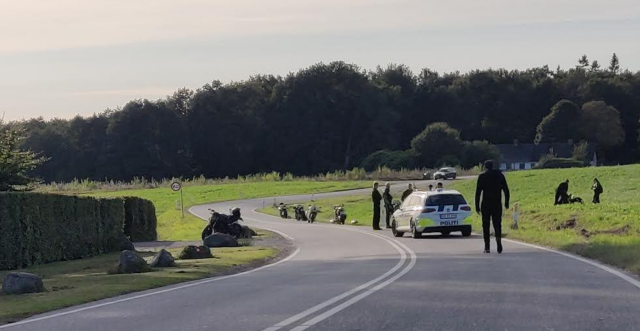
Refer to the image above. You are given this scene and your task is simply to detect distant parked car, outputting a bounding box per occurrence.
[433,167,457,180]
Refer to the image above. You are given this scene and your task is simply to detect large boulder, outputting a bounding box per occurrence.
[117,250,150,274]
[179,245,213,260]
[241,225,257,238]
[150,249,177,268]
[204,233,239,248]
[1,272,45,295]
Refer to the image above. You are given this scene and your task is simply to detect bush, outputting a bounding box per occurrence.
[535,156,586,169]
[360,149,415,170]
[0,193,125,270]
[123,197,158,242]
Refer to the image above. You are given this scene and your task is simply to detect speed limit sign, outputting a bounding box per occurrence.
[171,182,181,192]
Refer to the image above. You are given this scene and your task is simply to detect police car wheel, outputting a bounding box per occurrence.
[411,221,421,238]
[392,220,404,237]
[461,227,472,237]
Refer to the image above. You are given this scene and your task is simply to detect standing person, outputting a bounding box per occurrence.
[554,180,570,205]
[401,184,413,202]
[475,160,510,254]
[592,178,603,204]
[383,182,393,229]
[372,182,382,230]
[436,182,444,190]
[428,184,434,191]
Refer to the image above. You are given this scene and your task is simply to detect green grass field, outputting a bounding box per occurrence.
[87,181,368,241]
[0,245,277,323]
[258,165,640,275]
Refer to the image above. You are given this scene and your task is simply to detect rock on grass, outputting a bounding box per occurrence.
[109,250,151,274]
[150,249,177,268]
[1,272,45,295]
[179,246,213,259]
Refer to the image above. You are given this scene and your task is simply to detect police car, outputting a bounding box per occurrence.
[391,189,472,238]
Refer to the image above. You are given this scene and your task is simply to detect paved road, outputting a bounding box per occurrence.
[4,181,640,331]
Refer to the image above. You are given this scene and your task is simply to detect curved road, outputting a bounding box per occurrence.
[4,183,640,331]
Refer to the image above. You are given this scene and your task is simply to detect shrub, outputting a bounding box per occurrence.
[535,156,586,169]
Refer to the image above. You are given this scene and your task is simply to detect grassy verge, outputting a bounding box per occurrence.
[450,164,640,274]
[0,245,277,323]
[86,181,368,241]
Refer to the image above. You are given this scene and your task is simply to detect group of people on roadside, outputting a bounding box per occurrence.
[371,181,445,230]
[554,178,604,205]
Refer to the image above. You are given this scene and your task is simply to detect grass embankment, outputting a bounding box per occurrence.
[450,164,640,274]
[0,245,276,324]
[87,181,368,241]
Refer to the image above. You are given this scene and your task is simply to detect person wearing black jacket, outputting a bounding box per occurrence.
[475,160,510,254]
[372,182,382,230]
[383,182,393,229]
[555,180,570,205]
[401,184,413,202]
[592,178,603,204]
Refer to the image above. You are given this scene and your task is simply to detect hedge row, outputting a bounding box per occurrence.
[0,193,125,270]
[536,157,586,169]
[123,197,157,242]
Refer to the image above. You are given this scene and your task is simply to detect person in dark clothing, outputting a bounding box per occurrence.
[436,182,443,190]
[428,184,434,191]
[475,160,510,254]
[383,182,393,229]
[555,180,570,205]
[401,184,413,202]
[372,182,382,230]
[592,178,603,204]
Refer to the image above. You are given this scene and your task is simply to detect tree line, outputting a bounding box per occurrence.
[2,54,639,184]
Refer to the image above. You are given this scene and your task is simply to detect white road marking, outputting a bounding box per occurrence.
[504,238,640,289]
[261,230,416,331]
[0,247,301,329]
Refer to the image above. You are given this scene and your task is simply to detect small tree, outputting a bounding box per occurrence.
[579,101,625,148]
[590,60,601,72]
[0,122,48,191]
[535,100,581,143]
[572,141,589,164]
[577,54,589,68]
[411,122,464,168]
[461,140,500,169]
[609,53,620,73]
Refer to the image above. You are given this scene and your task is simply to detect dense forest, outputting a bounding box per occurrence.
[4,54,640,183]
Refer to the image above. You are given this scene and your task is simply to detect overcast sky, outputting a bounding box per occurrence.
[1,0,639,121]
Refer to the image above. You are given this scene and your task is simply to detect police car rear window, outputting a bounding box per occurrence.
[425,194,466,206]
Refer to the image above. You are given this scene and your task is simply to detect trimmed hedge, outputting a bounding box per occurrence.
[0,193,125,270]
[123,197,158,242]
[536,157,586,169]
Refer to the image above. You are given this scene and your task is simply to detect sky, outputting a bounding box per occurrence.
[1,0,640,121]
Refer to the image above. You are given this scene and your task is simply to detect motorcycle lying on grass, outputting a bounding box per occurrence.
[294,205,307,222]
[277,203,289,219]
[306,205,320,224]
[332,205,347,225]
[201,207,244,240]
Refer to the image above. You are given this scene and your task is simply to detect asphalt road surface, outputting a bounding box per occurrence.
[4,181,640,331]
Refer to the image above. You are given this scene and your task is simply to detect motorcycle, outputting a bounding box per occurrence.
[277,203,289,219]
[306,205,320,224]
[294,205,307,221]
[201,208,244,239]
[333,205,347,225]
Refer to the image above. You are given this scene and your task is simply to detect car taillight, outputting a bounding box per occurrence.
[460,206,471,211]
[423,207,436,213]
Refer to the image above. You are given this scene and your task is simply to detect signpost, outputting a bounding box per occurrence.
[171,182,184,218]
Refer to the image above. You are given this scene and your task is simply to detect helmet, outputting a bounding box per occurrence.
[231,207,241,219]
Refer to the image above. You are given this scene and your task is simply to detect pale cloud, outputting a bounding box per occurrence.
[1,0,639,53]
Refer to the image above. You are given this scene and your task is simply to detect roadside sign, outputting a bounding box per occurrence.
[171,182,184,218]
[171,182,181,192]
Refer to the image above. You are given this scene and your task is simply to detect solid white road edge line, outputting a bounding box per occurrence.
[0,247,301,329]
[503,238,640,289]
[260,230,416,331]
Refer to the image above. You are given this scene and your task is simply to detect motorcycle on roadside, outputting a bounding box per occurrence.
[277,203,289,219]
[306,205,320,224]
[333,205,347,225]
[294,205,307,221]
[201,207,244,239]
